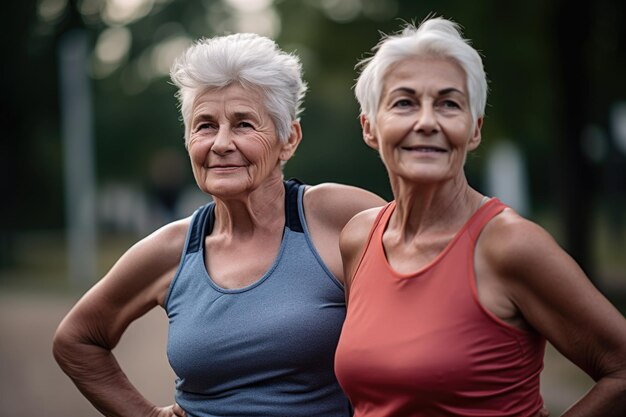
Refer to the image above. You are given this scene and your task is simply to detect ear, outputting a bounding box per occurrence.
[467,116,483,151]
[279,120,303,161]
[360,114,379,150]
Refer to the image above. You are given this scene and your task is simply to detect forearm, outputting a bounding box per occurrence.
[53,338,158,417]
[560,375,626,417]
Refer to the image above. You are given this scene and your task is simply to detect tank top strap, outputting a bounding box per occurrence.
[466,198,507,242]
[352,201,396,278]
[285,177,304,232]
[372,201,396,240]
[186,202,215,254]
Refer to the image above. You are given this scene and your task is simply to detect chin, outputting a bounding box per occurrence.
[202,178,251,198]
[393,167,451,183]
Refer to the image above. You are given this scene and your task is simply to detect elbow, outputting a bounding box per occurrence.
[607,371,626,410]
[52,321,76,370]
[52,317,114,376]
[598,361,626,406]
[52,318,97,373]
[612,368,626,396]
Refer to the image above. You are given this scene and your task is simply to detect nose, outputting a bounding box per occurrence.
[413,104,438,135]
[211,125,235,155]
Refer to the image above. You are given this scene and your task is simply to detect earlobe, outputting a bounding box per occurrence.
[468,117,483,151]
[279,121,303,161]
[360,114,379,150]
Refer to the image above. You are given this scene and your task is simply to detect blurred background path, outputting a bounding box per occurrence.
[0,291,175,417]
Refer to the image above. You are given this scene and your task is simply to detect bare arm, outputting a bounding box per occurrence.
[480,212,626,416]
[52,220,190,417]
[304,183,385,283]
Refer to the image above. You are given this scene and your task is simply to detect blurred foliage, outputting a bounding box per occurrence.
[2,0,625,278]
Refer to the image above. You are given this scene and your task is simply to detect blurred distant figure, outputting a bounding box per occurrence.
[335,16,626,416]
[53,33,383,417]
[147,147,187,226]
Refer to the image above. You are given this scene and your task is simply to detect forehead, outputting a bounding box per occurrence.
[382,56,467,94]
[191,83,266,114]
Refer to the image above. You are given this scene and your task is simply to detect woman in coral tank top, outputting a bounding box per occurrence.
[334,15,626,417]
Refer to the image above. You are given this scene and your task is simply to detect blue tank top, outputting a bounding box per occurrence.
[165,179,351,417]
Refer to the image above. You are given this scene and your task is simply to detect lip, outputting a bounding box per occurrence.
[401,145,447,153]
[208,165,244,171]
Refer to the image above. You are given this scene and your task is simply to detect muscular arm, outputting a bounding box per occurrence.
[304,183,385,283]
[479,212,626,416]
[52,220,190,417]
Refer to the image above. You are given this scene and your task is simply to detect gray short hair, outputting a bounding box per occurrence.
[355,17,488,128]
[170,33,308,146]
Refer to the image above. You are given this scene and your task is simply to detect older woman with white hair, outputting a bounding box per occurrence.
[334,16,626,417]
[53,33,383,417]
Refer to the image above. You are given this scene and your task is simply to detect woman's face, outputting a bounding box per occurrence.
[363,56,482,185]
[187,83,298,198]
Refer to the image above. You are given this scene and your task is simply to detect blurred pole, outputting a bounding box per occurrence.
[485,140,530,217]
[554,0,595,279]
[59,29,98,288]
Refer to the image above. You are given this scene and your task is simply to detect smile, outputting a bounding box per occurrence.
[401,146,447,153]
[208,165,244,170]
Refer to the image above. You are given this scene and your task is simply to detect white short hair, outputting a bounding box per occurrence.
[355,17,488,128]
[170,33,308,145]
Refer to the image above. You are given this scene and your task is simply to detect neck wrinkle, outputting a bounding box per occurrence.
[388,176,480,243]
[212,175,286,238]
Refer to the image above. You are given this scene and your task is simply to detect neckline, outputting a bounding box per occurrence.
[379,198,498,279]
[199,207,291,294]
[197,180,302,294]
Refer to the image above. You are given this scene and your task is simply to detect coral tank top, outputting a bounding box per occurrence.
[335,199,545,417]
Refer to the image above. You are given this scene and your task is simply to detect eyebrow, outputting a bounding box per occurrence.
[389,87,416,95]
[232,111,258,120]
[388,87,465,96]
[191,110,259,126]
[191,113,215,126]
[438,87,465,96]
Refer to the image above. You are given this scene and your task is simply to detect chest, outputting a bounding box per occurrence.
[382,230,455,274]
[204,231,283,289]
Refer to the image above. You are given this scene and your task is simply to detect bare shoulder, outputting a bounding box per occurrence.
[135,216,192,265]
[475,206,597,315]
[97,215,193,308]
[478,208,561,274]
[340,206,384,252]
[304,182,385,229]
[300,183,384,283]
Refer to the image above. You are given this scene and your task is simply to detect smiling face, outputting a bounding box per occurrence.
[187,83,300,198]
[362,56,482,186]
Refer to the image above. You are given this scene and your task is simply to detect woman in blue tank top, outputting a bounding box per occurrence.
[52,33,384,417]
